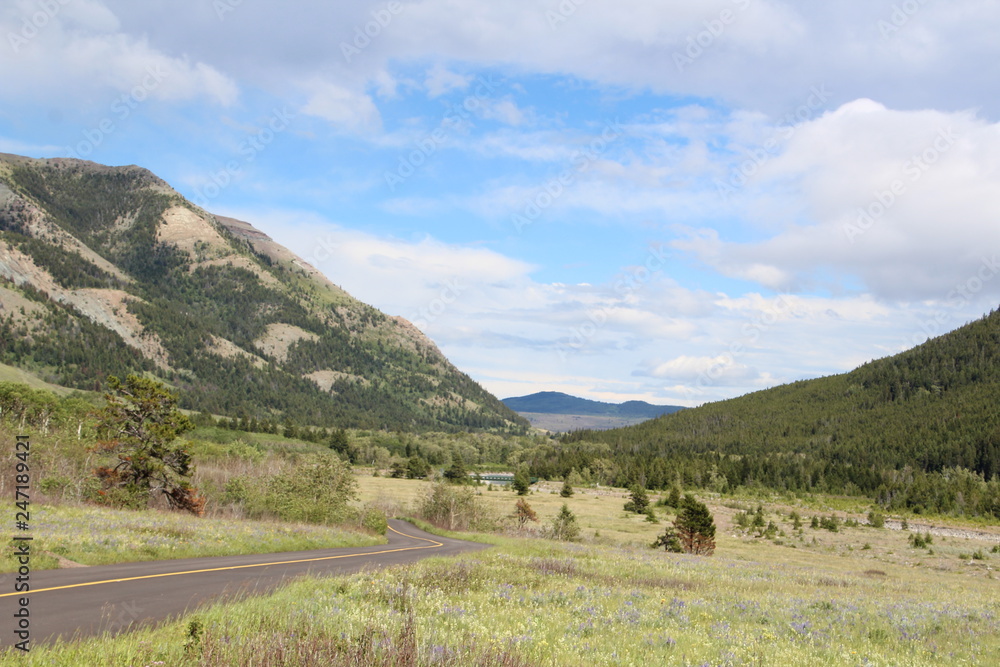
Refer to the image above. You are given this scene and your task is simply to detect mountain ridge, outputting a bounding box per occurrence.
[0,153,527,432]
[503,391,684,419]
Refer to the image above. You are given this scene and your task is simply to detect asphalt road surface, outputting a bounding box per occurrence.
[1,519,488,648]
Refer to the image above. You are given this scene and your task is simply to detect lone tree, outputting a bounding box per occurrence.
[549,503,580,541]
[93,375,204,515]
[673,494,716,555]
[514,497,539,528]
[624,485,650,513]
[512,465,531,496]
[560,479,574,497]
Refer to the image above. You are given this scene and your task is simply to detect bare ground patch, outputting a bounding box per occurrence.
[206,335,267,368]
[304,369,368,392]
[255,323,319,362]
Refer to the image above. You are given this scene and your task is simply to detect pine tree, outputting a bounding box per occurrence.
[512,465,531,496]
[92,375,204,514]
[560,479,574,497]
[443,454,469,484]
[549,503,580,541]
[673,494,716,555]
[624,485,650,513]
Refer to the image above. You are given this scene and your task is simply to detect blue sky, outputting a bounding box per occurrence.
[3,0,1000,406]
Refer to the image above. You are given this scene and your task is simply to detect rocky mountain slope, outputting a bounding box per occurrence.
[0,153,526,432]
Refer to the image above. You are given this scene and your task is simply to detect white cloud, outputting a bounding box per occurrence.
[300,81,383,135]
[677,101,1000,301]
[424,64,473,98]
[0,2,238,108]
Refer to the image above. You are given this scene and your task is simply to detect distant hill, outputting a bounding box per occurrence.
[502,391,684,430]
[0,153,527,433]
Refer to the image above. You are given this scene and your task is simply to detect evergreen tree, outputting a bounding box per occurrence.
[92,375,204,514]
[443,454,469,484]
[512,465,531,496]
[549,503,580,541]
[673,494,716,555]
[560,479,574,497]
[624,485,650,513]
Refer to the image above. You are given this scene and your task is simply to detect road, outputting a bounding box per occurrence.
[0,519,488,648]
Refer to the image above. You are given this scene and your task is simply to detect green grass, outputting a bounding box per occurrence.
[1,504,384,572]
[6,477,1000,665]
[6,532,999,665]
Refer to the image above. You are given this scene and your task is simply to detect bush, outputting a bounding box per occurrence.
[418,483,496,532]
[867,510,885,528]
[560,480,574,497]
[652,526,683,552]
[819,515,840,532]
[232,454,357,525]
[360,506,388,535]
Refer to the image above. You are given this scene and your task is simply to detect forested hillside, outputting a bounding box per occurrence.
[522,310,1000,517]
[0,154,526,432]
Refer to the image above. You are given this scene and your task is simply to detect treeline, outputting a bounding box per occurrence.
[533,309,1000,518]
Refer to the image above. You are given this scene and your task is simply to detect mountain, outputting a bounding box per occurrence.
[503,391,684,419]
[522,311,1000,516]
[502,391,684,430]
[0,153,527,432]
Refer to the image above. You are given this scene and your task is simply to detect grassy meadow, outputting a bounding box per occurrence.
[5,473,1000,665]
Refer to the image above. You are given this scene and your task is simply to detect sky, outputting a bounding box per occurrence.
[2,0,1000,407]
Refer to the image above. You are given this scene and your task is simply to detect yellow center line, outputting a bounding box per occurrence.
[0,524,443,597]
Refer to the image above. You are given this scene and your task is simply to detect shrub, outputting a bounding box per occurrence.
[232,454,357,525]
[652,526,683,552]
[360,506,388,535]
[867,510,885,528]
[560,480,574,497]
[418,483,496,532]
[819,515,840,532]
